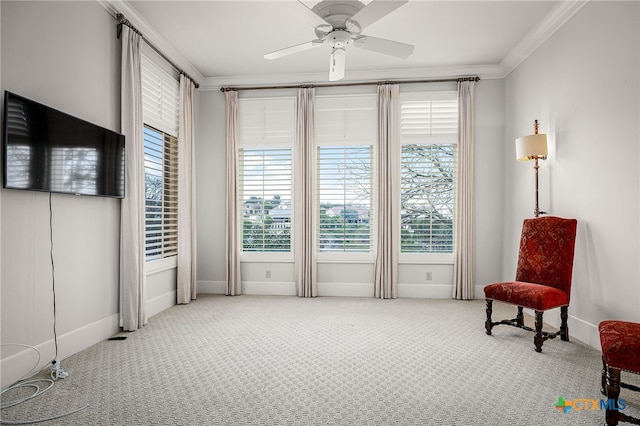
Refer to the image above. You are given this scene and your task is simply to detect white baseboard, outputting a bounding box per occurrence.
[147,290,176,318]
[318,282,374,297]
[197,280,298,296]
[567,314,600,350]
[243,281,296,296]
[1,313,119,389]
[197,280,226,294]
[398,284,453,298]
[197,280,458,299]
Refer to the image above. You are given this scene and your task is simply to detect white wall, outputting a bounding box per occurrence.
[195,79,505,298]
[196,89,227,294]
[0,1,178,388]
[474,79,505,293]
[0,1,121,387]
[502,1,640,348]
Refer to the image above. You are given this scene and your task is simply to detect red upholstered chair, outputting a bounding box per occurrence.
[599,320,640,426]
[484,216,578,352]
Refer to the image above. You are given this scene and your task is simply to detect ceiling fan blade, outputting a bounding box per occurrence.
[264,39,324,60]
[296,0,333,28]
[329,48,346,81]
[349,0,408,30]
[354,35,414,58]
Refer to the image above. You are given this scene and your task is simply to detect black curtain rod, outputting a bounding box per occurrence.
[116,13,200,89]
[219,76,479,92]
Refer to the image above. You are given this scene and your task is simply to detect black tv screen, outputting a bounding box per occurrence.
[2,91,125,198]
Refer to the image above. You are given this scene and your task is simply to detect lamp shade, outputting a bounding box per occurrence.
[515,133,548,161]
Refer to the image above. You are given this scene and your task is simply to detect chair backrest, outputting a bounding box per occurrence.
[515,216,578,298]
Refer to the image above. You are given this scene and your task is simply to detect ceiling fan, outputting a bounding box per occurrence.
[264,0,414,81]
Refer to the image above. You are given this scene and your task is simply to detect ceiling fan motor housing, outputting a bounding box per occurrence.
[328,30,352,48]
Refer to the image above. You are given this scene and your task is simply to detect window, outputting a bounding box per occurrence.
[235,92,458,262]
[239,147,292,252]
[317,146,372,252]
[315,95,376,255]
[144,126,178,260]
[142,55,179,261]
[400,93,458,255]
[238,98,295,254]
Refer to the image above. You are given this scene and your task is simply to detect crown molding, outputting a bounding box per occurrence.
[500,0,590,78]
[97,0,205,86]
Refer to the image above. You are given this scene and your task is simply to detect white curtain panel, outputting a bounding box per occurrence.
[225,91,242,295]
[294,87,317,297]
[120,26,146,331]
[177,75,197,304]
[452,80,476,300]
[374,84,400,299]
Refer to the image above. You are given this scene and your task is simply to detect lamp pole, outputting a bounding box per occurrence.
[533,156,545,217]
[531,120,546,217]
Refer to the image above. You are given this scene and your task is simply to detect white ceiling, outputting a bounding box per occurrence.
[112,0,586,88]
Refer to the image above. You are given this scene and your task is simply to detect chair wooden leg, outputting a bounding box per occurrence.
[605,365,621,426]
[485,299,493,335]
[516,306,524,327]
[534,310,544,352]
[560,306,570,341]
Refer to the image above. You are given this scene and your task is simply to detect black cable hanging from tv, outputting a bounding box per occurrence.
[49,193,59,361]
[48,193,69,381]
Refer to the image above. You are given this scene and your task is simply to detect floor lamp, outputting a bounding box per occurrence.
[515,120,548,217]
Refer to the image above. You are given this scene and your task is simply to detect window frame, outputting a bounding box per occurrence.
[398,91,458,265]
[314,94,377,263]
[316,144,375,261]
[141,53,180,263]
[233,91,458,266]
[238,146,294,260]
[143,125,179,262]
[237,96,296,262]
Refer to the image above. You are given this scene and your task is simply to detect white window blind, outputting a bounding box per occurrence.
[239,98,296,146]
[315,95,376,145]
[400,92,457,254]
[315,95,375,254]
[238,98,295,254]
[239,148,292,252]
[142,55,179,138]
[144,126,178,260]
[401,93,458,142]
[141,54,179,262]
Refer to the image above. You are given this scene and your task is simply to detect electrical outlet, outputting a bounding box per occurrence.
[265,270,271,279]
[426,272,432,281]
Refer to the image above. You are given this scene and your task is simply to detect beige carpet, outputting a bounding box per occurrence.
[2,295,639,425]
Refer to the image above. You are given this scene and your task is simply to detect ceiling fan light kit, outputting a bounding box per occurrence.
[264,0,414,81]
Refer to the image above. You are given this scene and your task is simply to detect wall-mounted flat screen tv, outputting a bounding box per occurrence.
[2,91,125,198]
